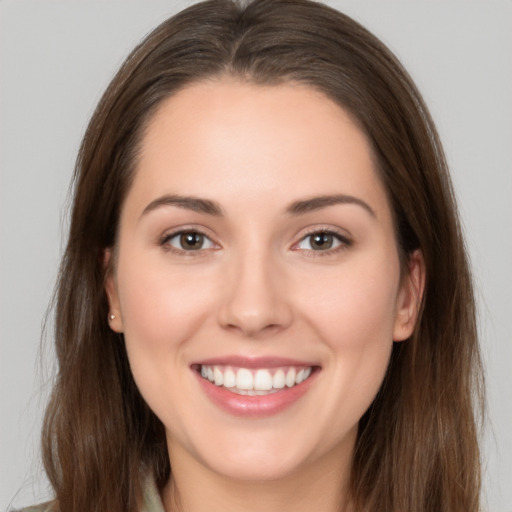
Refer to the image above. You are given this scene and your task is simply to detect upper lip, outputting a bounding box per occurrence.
[192,355,319,369]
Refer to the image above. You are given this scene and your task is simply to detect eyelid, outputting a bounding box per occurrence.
[291,226,353,253]
[157,224,352,256]
[159,225,220,254]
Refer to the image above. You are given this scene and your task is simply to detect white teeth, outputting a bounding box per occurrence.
[199,364,314,393]
[272,369,285,389]
[236,368,254,390]
[223,368,236,388]
[285,368,296,388]
[254,369,273,391]
[213,366,223,386]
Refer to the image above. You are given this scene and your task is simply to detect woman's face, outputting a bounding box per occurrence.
[106,79,422,482]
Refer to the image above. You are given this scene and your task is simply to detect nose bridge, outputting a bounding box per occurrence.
[218,240,291,336]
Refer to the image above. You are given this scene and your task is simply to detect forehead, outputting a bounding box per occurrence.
[127,78,391,221]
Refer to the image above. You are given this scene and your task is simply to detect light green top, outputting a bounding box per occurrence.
[14,475,165,512]
[140,475,166,512]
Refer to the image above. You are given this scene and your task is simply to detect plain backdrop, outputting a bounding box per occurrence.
[1,1,511,511]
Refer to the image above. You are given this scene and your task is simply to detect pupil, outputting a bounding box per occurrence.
[180,232,203,250]
[311,233,333,250]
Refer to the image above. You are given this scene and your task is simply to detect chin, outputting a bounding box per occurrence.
[202,448,310,482]
[179,420,354,484]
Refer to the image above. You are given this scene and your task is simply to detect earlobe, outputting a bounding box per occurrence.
[104,248,124,333]
[393,249,425,342]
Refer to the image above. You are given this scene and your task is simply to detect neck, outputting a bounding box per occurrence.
[162,438,355,512]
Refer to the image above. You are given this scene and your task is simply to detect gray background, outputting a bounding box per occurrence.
[1,1,511,510]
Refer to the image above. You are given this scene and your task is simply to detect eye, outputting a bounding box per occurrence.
[295,230,350,252]
[162,230,216,252]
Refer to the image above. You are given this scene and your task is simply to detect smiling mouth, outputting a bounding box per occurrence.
[193,364,317,396]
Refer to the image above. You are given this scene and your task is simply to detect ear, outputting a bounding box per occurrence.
[393,249,425,342]
[104,248,124,333]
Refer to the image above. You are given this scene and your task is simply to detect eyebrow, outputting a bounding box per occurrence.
[141,194,224,218]
[286,194,376,218]
[140,193,376,219]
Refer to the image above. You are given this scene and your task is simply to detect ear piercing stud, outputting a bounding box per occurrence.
[109,313,116,321]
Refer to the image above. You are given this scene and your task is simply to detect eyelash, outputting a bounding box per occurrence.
[159,228,353,256]
[159,228,218,256]
[292,228,353,257]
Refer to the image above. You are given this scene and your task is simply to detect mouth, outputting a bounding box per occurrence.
[191,359,320,417]
[193,364,316,395]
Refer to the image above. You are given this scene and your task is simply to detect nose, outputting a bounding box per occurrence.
[217,248,293,338]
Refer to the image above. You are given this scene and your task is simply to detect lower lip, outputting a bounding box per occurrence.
[194,369,318,418]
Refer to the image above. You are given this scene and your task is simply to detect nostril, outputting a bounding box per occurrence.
[222,320,286,338]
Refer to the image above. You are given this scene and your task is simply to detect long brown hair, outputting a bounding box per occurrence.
[42,1,483,510]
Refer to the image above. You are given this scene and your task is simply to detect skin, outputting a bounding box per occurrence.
[105,79,424,512]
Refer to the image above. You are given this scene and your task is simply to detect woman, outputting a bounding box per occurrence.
[19,0,483,510]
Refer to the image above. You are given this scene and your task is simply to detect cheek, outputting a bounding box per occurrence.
[301,259,400,346]
[114,254,224,410]
[117,255,217,348]
[115,253,221,424]
[296,255,400,407]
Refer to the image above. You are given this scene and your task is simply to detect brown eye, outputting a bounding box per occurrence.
[164,231,215,251]
[295,230,350,252]
[180,232,205,250]
[310,232,334,250]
